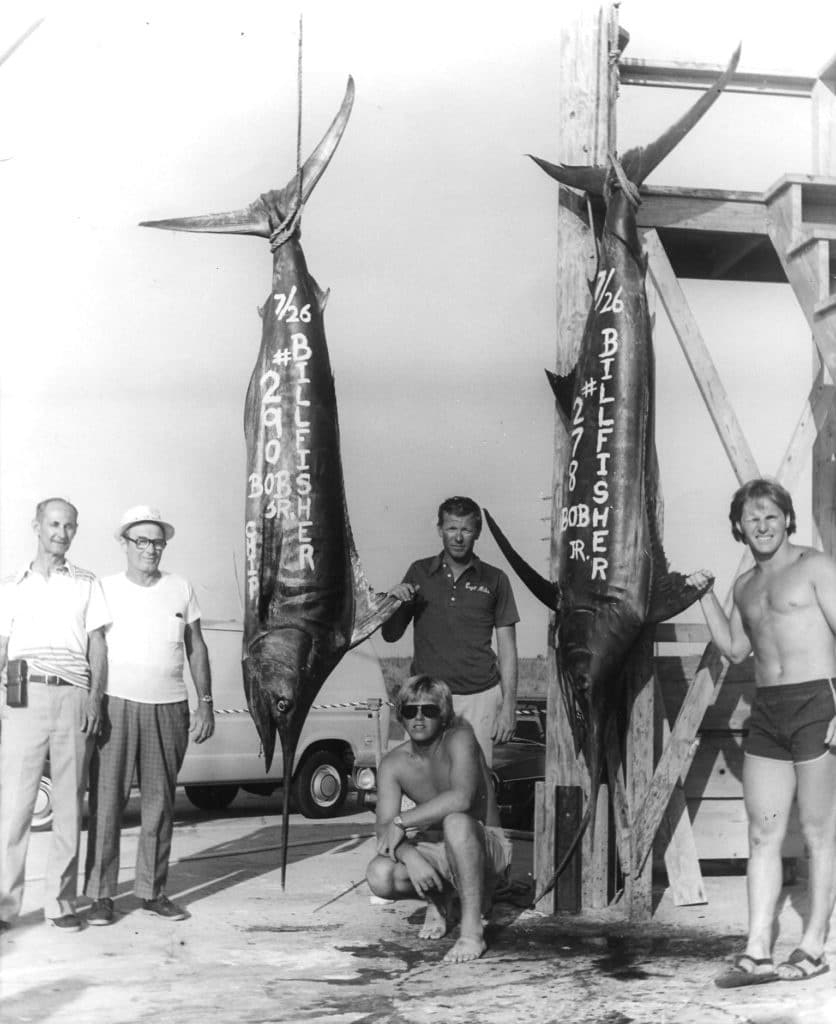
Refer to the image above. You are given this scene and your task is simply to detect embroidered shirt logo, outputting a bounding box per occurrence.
[464,582,491,595]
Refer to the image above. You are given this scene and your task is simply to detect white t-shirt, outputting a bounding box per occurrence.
[102,571,201,703]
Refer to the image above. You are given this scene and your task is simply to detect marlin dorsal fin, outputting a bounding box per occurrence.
[483,509,560,612]
[545,368,575,433]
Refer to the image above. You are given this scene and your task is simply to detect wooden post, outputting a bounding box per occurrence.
[812,55,836,555]
[536,1,620,913]
[625,637,654,919]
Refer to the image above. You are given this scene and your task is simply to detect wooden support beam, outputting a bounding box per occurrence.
[644,229,760,483]
[619,57,814,98]
[812,71,836,556]
[654,676,706,907]
[624,642,654,920]
[540,1,619,915]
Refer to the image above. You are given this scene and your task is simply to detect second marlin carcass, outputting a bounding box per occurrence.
[485,48,741,888]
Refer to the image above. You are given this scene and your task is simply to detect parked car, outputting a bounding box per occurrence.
[30,624,391,829]
[178,622,390,818]
[490,704,545,831]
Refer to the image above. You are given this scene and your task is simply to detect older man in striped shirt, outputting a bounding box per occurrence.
[0,497,109,932]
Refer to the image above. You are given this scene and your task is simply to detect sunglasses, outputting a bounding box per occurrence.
[401,704,442,720]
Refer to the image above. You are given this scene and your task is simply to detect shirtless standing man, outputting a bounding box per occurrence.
[689,478,836,986]
[366,675,512,964]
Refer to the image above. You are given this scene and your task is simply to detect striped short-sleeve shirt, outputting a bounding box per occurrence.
[0,561,110,689]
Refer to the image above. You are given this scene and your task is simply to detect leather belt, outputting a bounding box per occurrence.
[28,673,72,686]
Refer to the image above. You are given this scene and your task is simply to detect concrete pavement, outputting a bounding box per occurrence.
[1,792,835,1024]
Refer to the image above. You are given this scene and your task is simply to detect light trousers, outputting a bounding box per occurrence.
[0,684,91,922]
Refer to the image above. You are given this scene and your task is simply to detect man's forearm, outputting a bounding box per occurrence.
[697,591,733,652]
[381,603,413,642]
[187,646,213,701]
[396,790,473,831]
[87,630,107,699]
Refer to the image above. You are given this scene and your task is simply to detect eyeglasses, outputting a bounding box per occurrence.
[125,536,167,552]
[401,704,442,720]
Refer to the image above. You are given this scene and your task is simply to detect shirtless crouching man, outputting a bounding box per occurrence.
[366,675,512,964]
[689,479,836,987]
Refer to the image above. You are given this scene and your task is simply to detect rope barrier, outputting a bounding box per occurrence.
[209,701,545,717]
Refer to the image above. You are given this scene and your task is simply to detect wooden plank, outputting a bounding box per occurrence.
[654,622,711,644]
[687,800,805,860]
[533,780,548,903]
[644,229,760,484]
[637,191,768,236]
[684,733,745,799]
[625,654,654,920]
[653,677,706,907]
[542,1,618,915]
[766,186,836,381]
[658,659,754,731]
[555,786,583,913]
[605,719,632,884]
[632,646,726,874]
[811,81,836,558]
[813,78,836,175]
[619,57,814,98]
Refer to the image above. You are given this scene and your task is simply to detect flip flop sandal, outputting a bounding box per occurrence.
[776,948,829,982]
[714,954,779,988]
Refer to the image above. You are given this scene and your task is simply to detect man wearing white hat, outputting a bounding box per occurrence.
[84,506,214,925]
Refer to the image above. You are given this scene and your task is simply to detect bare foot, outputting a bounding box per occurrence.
[443,934,486,964]
[419,902,449,940]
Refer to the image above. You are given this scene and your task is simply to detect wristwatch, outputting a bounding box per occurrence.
[393,815,405,829]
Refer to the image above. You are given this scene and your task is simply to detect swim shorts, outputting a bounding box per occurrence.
[744,678,836,763]
[410,823,512,890]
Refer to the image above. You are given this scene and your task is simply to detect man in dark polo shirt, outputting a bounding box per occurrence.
[383,496,519,766]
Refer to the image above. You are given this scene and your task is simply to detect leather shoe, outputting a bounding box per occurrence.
[142,895,187,921]
[87,898,115,926]
[50,913,82,931]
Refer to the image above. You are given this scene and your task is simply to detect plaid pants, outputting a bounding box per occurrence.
[85,696,189,901]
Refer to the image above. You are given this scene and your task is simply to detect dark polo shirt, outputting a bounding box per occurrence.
[389,553,519,696]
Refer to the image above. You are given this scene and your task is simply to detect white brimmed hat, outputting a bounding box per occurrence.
[115,505,175,541]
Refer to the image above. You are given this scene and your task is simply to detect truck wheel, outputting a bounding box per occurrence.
[31,775,54,831]
[184,784,239,811]
[292,749,347,818]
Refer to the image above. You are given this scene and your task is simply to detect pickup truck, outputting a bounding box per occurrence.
[28,621,391,829]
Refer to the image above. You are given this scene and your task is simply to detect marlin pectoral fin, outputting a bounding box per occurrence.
[483,509,560,612]
[140,77,355,239]
[545,369,575,430]
[528,156,608,197]
[348,551,401,648]
[647,569,714,624]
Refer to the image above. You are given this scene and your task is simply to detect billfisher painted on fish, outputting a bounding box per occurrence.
[141,77,399,885]
[486,47,740,898]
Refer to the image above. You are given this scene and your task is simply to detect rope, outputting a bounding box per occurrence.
[268,15,305,252]
[295,13,303,213]
[210,701,545,717]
